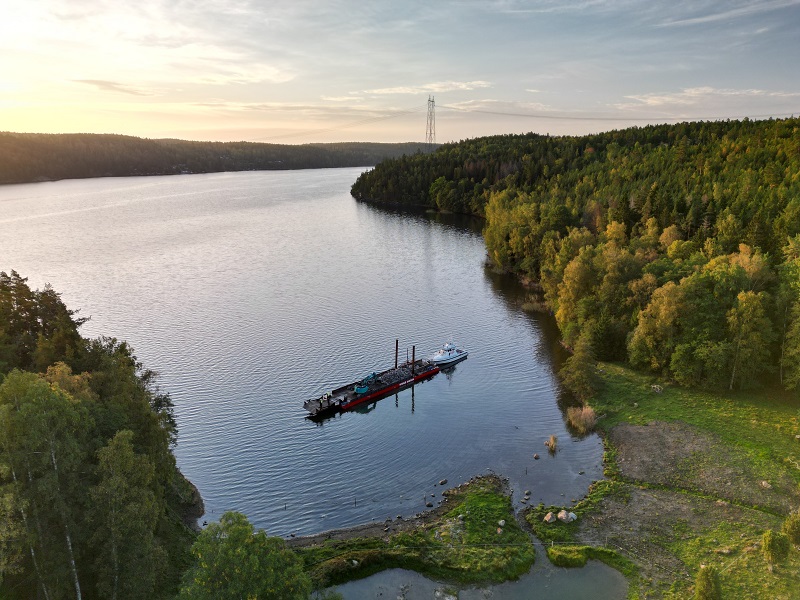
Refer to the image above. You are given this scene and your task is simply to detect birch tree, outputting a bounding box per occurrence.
[90,430,163,600]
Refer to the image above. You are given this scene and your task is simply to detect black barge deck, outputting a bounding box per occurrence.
[303,358,440,419]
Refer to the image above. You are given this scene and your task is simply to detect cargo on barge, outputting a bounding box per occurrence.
[303,341,440,419]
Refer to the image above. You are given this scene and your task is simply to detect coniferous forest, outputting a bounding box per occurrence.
[0,133,433,184]
[352,118,800,394]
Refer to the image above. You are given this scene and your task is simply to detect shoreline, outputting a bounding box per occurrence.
[286,475,509,549]
[287,364,800,598]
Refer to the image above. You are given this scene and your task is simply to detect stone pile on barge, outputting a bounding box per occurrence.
[303,341,440,419]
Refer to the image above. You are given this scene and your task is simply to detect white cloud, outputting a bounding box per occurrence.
[365,81,492,95]
[74,79,154,96]
[616,86,800,110]
[479,0,636,15]
[321,96,365,103]
[658,0,800,26]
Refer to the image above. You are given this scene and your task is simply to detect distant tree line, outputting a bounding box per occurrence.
[0,271,199,599]
[352,118,800,394]
[0,133,435,184]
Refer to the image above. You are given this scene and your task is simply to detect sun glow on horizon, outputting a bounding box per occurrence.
[2,1,799,143]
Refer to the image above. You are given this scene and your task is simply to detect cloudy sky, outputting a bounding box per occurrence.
[2,0,799,143]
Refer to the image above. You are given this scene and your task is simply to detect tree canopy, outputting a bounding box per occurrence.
[0,272,196,599]
[179,511,312,600]
[353,118,800,394]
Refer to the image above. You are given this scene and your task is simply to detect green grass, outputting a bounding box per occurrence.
[296,477,535,588]
[583,363,800,599]
[591,363,800,491]
[546,545,637,577]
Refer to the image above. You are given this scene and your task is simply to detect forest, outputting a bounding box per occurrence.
[0,271,200,599]
[0,133,433,184]
[352,118,800,395]
[0,272,328,599]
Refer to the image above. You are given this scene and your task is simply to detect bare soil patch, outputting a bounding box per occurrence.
[609,421,797,514]
[574,484,778,592]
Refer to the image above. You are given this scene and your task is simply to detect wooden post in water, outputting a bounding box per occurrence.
[411,345,415,375]
[395,338,399,369]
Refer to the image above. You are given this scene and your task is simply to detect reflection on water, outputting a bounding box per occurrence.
[0,168,604,538]
[331,561,628,599]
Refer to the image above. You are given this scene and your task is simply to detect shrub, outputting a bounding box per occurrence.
[782,511,800,545]
[694,565,722,600]
[567,406,597,434]
[763,529,790,564]
[559,334,599,401]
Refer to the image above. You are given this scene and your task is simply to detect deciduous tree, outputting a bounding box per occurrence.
[180,511,312,600]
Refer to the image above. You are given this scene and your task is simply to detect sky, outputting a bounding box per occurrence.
[2,0,800,144]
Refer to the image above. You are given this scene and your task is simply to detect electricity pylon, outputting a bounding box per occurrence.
[426,95,436,147]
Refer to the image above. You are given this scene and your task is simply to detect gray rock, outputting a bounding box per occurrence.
[557,510,573,523]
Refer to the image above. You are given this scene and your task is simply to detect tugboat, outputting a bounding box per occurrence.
[430,341,469,367]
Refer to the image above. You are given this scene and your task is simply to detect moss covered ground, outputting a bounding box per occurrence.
[547,363,800,599]
[295,476,535,589]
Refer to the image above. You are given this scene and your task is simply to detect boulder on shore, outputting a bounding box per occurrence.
[543,512,557,524]
[557,510,574,523]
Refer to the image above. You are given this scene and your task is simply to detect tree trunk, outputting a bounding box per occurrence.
[49,442,82,600]
[10,465,51,600]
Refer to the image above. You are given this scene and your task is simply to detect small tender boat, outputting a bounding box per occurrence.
[430,341,468,366]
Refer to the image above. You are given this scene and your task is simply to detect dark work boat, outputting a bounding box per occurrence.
[303,342,440,419]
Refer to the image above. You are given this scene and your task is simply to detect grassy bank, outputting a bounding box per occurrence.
[549,363,800,599]
[295,476,535,589]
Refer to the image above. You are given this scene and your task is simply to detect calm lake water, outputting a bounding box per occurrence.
[1,168,623,597]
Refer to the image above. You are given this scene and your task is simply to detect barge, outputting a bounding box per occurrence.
[303,342,440,419]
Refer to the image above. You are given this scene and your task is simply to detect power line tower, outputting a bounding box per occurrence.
[425,95,436,147]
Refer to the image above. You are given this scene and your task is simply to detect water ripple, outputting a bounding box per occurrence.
[0,169,605,538]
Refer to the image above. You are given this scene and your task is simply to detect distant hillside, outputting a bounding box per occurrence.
[0,132,435,184]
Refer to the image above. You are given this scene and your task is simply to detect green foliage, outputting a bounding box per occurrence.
[0,271,85,374]
[694,565,722,600]
[546,545,589,567]
[180,511,311,600]
[559,333,600,401]
[0,275,198,599]
[762,529,790,565]
[90,430,165,600]
[545,544,636,576]
[783,303,800,391]
[298,478,535,589]
[354,118,800,392]
[782,511,800,545]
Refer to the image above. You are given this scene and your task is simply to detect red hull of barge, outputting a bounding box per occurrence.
[339,365,440,411]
